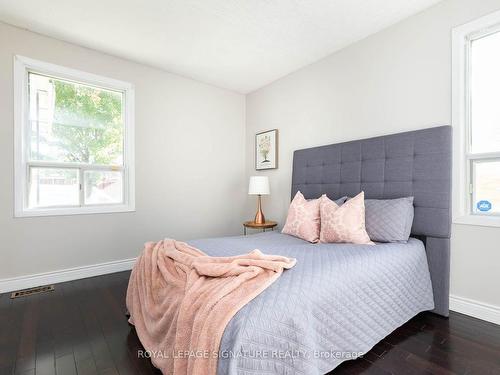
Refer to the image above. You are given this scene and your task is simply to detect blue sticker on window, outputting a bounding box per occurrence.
[477,200,492,212]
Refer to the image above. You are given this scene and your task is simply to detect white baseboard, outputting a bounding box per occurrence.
[3,264,499,327]
[450,294,500,326]
[0,257,136,293]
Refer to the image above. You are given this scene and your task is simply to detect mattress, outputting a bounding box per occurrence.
[188,231,434,375]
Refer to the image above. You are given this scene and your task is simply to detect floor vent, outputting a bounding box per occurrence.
[10,285,55,299]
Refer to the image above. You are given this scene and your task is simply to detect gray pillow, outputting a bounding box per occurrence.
[364,197,414,243]
[333,196,348,206]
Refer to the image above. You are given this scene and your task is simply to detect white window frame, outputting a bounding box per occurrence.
[452,10,500,227]
[14,55,135,217]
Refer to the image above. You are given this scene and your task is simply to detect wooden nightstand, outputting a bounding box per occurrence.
[243,221,278,235]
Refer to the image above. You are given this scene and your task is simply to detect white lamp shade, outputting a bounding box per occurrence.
[248,176,270,195]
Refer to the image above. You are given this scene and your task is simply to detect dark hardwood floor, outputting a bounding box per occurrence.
[1,271,499,375]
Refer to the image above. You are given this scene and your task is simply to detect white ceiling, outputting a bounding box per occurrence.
[0,0,442,93]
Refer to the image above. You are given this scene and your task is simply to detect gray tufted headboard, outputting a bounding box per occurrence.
[291,125,452,317]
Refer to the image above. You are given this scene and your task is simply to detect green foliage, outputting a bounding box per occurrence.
[51,79,123,165]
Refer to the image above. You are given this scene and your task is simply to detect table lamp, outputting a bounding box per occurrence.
[248,176,270,224]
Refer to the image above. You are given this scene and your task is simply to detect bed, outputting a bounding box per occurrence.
[189,233,433,374]
[189,125,452,374]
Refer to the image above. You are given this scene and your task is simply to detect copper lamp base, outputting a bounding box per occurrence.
[254,195,265,224]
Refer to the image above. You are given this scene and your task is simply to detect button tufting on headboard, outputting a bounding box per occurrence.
[291,126,451,239]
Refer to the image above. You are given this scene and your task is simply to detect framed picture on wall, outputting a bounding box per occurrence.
[255,129,278,170]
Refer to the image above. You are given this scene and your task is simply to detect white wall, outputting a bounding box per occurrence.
[245,0,500,311]
[0,22,246,280]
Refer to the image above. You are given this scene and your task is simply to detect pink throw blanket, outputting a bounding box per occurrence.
[126,239,296,375]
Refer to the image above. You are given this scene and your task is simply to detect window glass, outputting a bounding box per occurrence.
[84,170,123,205]
[28,72,124,165]
[28,167,79,208]
[473,160,500,215]
[470,31,500,153]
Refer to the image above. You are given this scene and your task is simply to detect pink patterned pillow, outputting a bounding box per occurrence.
[319,191,374,245]
[282,191,321,243]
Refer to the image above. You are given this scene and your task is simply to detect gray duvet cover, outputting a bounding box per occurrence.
[189,232,434,375]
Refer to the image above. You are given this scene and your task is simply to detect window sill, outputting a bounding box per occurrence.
[453,214,500,228]
[15,204,135,218]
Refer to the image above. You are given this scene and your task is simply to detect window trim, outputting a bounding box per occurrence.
[452,10,500,227]
[14,55,135,217]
